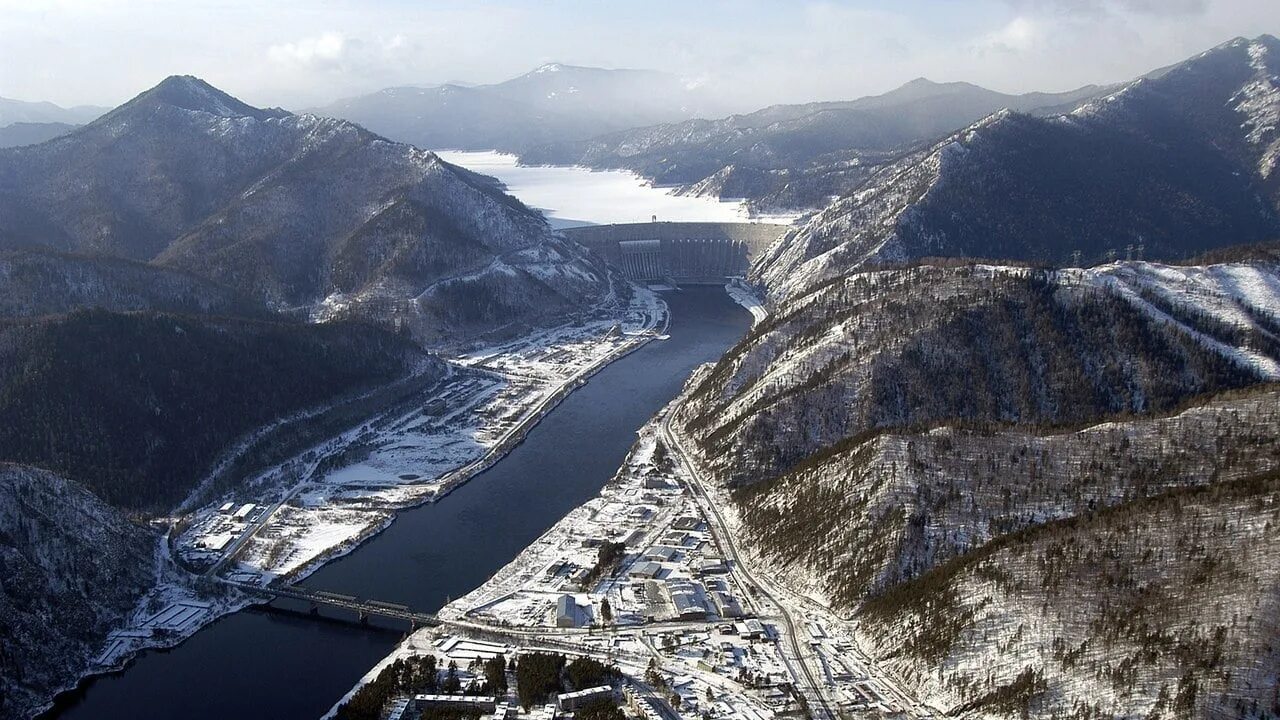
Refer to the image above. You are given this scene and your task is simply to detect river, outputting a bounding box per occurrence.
[46,286,751,720]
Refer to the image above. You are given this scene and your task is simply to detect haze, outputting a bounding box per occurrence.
[3,0,1279,111]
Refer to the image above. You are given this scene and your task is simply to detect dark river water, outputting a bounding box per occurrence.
[46,286,749,720]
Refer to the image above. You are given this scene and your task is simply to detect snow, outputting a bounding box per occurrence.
[434,150,789,229]
[1234,39,1280,177]
[724,280,767,326]
[1080,261,1280,379]
[327,409,806,720]
[176,287,668,584]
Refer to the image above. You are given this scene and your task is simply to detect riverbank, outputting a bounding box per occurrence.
[69,288,666,702]
[323,405,790,720]
[51,286,751,720]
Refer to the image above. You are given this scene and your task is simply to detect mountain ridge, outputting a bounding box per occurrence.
[0,74,614,341]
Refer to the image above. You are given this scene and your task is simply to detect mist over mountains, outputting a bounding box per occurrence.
[312,63,731,156]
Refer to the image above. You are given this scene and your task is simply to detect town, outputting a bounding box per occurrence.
[327,406,919,720]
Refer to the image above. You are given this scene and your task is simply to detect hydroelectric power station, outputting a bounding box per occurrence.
[562,221,788,283]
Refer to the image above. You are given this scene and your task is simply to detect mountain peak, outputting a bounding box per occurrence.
[114,75,289,121]
[533,62,565,74]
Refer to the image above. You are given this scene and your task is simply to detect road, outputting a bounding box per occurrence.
[661,399,943,719]
[659,408,837,720]
[202,298,669,581]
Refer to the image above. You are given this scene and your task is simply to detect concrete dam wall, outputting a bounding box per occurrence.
[562,222,789,283]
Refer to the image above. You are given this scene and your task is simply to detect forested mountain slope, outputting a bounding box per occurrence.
[0,464,156,720]
[754,35,1280,300]
[685,261,1280,485]
[677,257,1280,719]
[524,78,1105,213]
[0,310,441,512]
[0,249,259,318]
[0,75,612,340]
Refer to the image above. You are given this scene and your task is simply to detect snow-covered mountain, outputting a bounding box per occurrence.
[311,64,725,155]
[754,36,1280,300]
[677,255,1280,718]
[0,75,614,341]
[0,464,157,720]
[523,78,1107,213]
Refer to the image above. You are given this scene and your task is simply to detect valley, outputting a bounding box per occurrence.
[3,13,1280,720]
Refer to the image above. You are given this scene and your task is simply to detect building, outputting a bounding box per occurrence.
[642,546,677,563]
[661,530,689,546]
[567,567,592,590]
[232,503,256,521]
[629,561,663,579]
[667,580,707,621]
[412,694,498,714]
[711,591,743,619]
[737,618,766,639]
[556,594,583,628]
[387,697,413,720]
[558,685,616,711]
[671,516,702,531]
[696,558,729,575]
[643,475,672,490]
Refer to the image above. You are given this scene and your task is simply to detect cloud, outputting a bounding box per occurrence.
[267,32,349,70]
[1005,0,1208,17]
[977,16,1044,54]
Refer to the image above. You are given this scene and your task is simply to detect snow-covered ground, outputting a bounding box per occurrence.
[95,289,667,678]
[435,151,797,228]
[330,409,896,719]
[176,288,666,585]
[724,280,767,326]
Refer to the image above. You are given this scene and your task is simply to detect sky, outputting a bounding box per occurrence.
[1,0,1278,111]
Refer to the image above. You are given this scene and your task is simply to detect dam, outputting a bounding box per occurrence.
[562,221,788,283]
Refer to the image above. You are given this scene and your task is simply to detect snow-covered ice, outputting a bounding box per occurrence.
[434,151,792,229]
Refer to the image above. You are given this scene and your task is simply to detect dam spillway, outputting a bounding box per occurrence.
[562,221,788,283]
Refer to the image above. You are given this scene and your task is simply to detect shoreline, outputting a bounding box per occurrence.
[43,290,669,719]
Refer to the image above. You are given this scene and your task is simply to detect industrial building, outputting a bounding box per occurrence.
[556,594,585,628]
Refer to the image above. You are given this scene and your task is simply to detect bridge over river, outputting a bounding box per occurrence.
[226,580,442,628]
[563,221,788,283]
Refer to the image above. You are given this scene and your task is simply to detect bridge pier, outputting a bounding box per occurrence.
[309,601,319,615]
[359,609,369,625]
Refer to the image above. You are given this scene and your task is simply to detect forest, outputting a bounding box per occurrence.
[0,309,433,512]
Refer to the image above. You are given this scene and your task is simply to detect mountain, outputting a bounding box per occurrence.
[0,96,106,127]
[755,35,1280,299]
[0,249,260,318]
[0,464,157,720]
[677,256,1280,718]
[0,75,613,341]
[684,260,1280,488]
[0,122,77,149]
[0,308,442,512]
[667,36,1280,719]
[520,78,1107,212]
[311,63,726,154]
